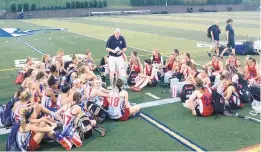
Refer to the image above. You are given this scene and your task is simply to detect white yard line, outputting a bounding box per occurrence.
[0,98,180,135]
[145,92,160,100]
[137,98,180,108]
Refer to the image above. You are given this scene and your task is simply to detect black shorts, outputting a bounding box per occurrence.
[149,79,158,86]
[195,105,203,117]
[227,41,235,49]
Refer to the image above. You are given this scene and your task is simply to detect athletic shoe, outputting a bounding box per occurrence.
[207,52,211,57]
[249,110,259,116]
[132,111,140,117]
[107,86,113,90]
[182,102,188,108]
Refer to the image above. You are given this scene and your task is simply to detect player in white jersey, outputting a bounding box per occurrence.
[41,76,59,112]
[55,92,96,150]
[107,79,140,121]
[89,77,110,107]
[57,82,73,108]
[15,107,57,151]
[72,79,89,104]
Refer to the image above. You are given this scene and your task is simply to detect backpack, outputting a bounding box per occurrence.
[249,86,260,101]
[86,102,108,123]
[207,25,213,38]
[180,84,195,103]
[233,83,250,104]
[211,90,226,115]
[74,114,93,140]
[1,98,19,127]
[6,122,29,151]
[127,71,138,85]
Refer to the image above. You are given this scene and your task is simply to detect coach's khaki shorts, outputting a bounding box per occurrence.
[212,41,220,48]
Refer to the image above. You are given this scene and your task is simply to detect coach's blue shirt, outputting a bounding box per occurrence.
[211,25,221,41]
[106,35,127,57]
[226,24,235,42]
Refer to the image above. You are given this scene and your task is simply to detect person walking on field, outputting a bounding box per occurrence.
[207,21,221,57]
[220,19,236,58]
[106,28,127,89]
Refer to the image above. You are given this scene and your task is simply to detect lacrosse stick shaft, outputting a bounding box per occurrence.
[234,113,260,123]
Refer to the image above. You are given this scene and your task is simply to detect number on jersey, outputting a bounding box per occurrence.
[64,115,72,126]
[110,97,120,107]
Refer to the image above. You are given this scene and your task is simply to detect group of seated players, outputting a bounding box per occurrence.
[3,48,260,151]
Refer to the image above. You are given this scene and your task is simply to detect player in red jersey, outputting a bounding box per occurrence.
[221,75,243,109]
[205,55,223,76]
[244,56,260,83]
[131,59,158,92]
[183,79,214,117]
[225,53,240,68]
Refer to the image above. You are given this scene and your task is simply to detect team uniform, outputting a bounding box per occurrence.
[16,130,39,151]
[14,104,30,122]
[195,88,214,117]
[212,61,220,72]
[227,59,239,68]
[73,87,88,104]
[247,63,260,82]
[58,104,82,150]
[145,66,158,86]
[41,88,59,112]
[151,55,163,64]
[85,58,94,70]
[88,88,109,107]
[223,85,243,109]
[107,90,130,121]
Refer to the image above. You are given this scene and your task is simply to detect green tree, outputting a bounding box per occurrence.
[31,3,36,11]
[11,3,16,12]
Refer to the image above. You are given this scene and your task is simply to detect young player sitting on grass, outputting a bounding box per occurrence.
[130,59,158,92]
[163,54,177,83]
[88,77,110,107]
[205,55,223,77]
[107,79,140,121]
[244,56,260,83]
[220,75,243,109]
[225,53,240,68]
[127,58,143,85]
[182,79,214,117]
[8,107,57,151]
[183,79,214,117]
[85,49,97,71]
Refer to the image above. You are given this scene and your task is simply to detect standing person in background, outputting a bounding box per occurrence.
[220,19,235,58]
[207,21,221,57]
[106,28,127,89]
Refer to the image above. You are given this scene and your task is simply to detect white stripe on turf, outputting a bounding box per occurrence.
[137,98,180,108]
[145,92,160,100]
[0,98,180,135]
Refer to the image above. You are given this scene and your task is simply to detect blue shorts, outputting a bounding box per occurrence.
[227,41,235,49]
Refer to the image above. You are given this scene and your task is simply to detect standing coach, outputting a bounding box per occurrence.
[106,28,127,89]
[207,21,221,57]
[220,19,235,58]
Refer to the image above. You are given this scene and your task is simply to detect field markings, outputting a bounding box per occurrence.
[139,112,206,152]
[0,67,19,72]
[80,17,258,37]
[16,38,44,55]
[79,17,208,43]
[138,98,179,108]
[145,92,160,99]
[0,98,179,135]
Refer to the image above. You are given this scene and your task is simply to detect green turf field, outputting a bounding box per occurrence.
[0,11,260,151]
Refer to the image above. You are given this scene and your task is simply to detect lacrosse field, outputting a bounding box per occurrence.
[0,11,260,151]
